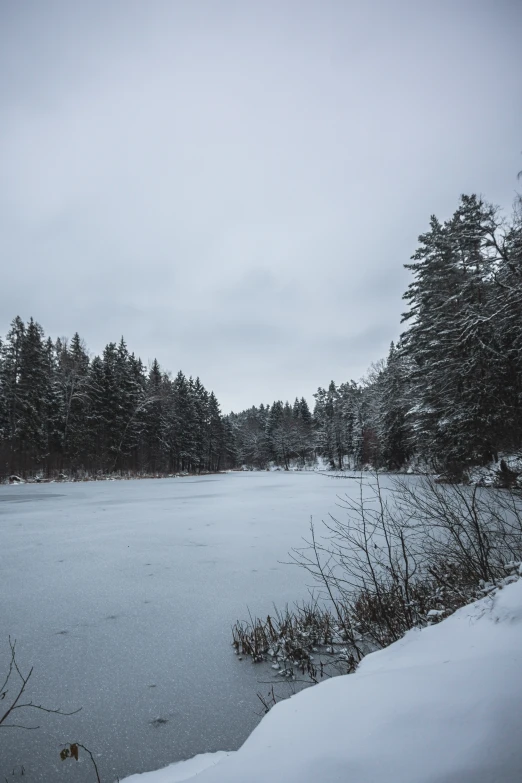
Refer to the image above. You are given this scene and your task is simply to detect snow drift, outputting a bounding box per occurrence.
[123,577,522,783]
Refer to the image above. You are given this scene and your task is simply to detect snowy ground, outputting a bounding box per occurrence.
[0,471,385,782]
[123,574,522,783]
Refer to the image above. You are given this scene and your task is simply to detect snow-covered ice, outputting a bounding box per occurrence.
[0,471,377,782]
[122,577,522,783]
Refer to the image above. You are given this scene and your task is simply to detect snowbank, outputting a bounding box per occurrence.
[122,578,522,783]
[468,453,522,487]
[121,753,232,782]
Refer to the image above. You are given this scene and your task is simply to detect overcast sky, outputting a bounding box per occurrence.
[1,1,521,412]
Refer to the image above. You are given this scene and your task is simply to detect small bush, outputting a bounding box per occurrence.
[234,475,522,699]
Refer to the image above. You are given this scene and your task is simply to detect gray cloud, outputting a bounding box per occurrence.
[1,0,521,412]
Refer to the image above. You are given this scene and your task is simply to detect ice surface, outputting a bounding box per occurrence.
[123,578,522,783]
[0,472,387,782]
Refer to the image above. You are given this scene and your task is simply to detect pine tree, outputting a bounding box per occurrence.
[43,336,63,471]
[56,333,91,471]
[220,417,238,468]
[168,371,196,472]
[401,195,503,469]
[337,381,360,468]
[84,355,107,471]
[292,397,313,465]
[207,392,223,471]
[379,343,410,469]
[487,197,522,453]
[191,377,210,472]
[18,319,49,471]
[313,384,338,468]
[144,359,166,472]
[0,317,25,473]
[266,400,291,469]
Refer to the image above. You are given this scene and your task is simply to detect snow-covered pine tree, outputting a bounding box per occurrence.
[143,359,167,473]
[17,319,49,472]
[266,400,293,469]
[487,196,522,453]
[55,332,91,472]
[401,195,505,470]
[169,371,197,472]
[378,343,411,469]
[191,377,210,472]
[43,336,63,472]
[0,317,26,473]
[313,385,336,468]
[291,397,313,466]
[84,354,107,472]
[207,391,223,471]
[231,405,270,469]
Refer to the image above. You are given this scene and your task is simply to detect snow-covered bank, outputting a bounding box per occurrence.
[121,753,232,782]
[318,452,522,488]
[123,575,522,783]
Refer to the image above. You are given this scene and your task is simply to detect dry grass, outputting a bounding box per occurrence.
[232,602,358,683]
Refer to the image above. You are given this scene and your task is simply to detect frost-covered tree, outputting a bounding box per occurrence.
[266,401,293,469]
[230,405,271,468]
[401,194,520,470]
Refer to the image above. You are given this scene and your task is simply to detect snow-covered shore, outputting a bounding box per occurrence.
[123,575,522,783]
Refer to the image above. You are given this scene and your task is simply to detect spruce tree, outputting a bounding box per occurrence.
[18,319,49,471]
[379,343,410,469]
[0,317,25,473]
[207,391,223,471]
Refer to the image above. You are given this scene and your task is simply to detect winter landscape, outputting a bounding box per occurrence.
[1,1,522,782]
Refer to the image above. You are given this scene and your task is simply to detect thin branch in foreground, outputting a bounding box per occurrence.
[0,637,81,731]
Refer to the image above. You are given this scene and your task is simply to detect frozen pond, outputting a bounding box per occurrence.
[0,472,379,782]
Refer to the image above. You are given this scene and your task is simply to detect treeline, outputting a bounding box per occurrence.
[233,194,522,475]
[0,321,235,477]
[2,193,521,478]
[229,398,314,470]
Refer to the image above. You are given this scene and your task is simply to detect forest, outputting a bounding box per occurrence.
[1,193,521,480]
